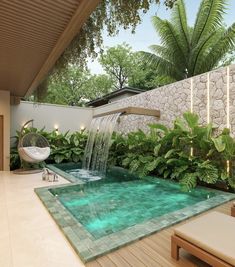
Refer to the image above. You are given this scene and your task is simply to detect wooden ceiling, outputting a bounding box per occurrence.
[0,0,100,97]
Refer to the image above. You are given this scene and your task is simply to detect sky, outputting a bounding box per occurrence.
[88,0,235,74]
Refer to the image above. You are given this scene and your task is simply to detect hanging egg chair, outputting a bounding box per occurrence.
[15,120,50,174]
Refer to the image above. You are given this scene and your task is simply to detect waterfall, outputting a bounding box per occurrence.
[82,113,121,173]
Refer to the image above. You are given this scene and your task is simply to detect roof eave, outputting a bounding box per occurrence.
[24,0,101,97]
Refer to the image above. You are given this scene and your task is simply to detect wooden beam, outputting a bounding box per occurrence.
[25,0,101,97]
[93,107,160,118]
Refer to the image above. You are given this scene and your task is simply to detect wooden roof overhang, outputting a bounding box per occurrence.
[0,0,100,97]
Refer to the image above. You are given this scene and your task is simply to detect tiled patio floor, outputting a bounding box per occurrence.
[0,171,84,267]
[1,170,234,267]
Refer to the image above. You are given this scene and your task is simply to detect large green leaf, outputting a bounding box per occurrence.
[197,161,219,184]
[174,118,188,132]
[222,134,235,157]
[183,112,199,129]
[129,159,140,173]
[148,123,169,134]
[180,173,198,191]
[165,149,177,158]
[154,144,161,156]
[171,0,190,56]
[54,154,65,164]
[212,136,226,152]
[145,157,165,172]
[192,0,227,45]
[228,175,235,188]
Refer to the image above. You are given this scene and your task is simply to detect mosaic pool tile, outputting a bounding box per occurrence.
[35,177,235,262]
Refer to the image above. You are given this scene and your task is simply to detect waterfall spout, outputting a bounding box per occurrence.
[82,113,121,173]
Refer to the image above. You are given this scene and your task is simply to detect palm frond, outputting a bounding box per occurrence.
[149,44,185,70]
[152,16,187,65]
[192,0,228,45]
[171,0,190,56]
[140,51,183,80]
[200,23,235,70]
[190,30,224,75]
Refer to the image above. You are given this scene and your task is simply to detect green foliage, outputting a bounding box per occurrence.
[141,0,235,82]
[31,44,162,104]
[54,0,177,71]
[33,0,177,98]
[99,43,138,89]
[33,66,114,105]
[99,44,161,91]
[10,128,87,170]
[109,111,235,191]
[128,52,162,90]
[88,74,114,99]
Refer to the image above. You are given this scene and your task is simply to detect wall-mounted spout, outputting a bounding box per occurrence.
[93,107,160,119]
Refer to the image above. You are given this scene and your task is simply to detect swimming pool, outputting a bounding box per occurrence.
[36,163,235,262]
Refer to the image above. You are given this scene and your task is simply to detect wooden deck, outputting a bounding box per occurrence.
[86,201,233,267]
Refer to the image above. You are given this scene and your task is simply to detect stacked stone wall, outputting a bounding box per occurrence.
[97,64,235,134]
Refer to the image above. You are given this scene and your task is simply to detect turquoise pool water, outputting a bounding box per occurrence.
[50,164,218,240]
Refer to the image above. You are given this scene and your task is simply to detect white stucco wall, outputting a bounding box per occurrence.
[10,101,93,137]
[0,90,10,170]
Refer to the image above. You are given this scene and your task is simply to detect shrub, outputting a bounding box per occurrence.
[109,112,235,191]
[10,127,87,170]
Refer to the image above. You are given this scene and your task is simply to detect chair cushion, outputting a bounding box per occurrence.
[174,211,235,266]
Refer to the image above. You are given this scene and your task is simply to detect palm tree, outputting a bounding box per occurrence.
[142,0,235,81]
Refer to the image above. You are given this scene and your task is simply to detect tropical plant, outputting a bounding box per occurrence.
[128,52,162,90]
[55,0,177,71]
[10,128,87,170]
[33,0,177,99]
[141,0,235,82]
[109,112,235,191]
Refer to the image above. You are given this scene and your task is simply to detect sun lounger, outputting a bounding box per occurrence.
[171,211,235,267]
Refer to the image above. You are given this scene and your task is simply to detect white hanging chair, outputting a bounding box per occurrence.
[18,134,50,163]
[15,120,50,173]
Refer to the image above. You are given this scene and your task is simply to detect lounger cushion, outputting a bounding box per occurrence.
[174,211,235,266]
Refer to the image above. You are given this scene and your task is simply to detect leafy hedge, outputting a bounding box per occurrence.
[10,112,235,191]
[109,112,235,191]
[10,127,87,170]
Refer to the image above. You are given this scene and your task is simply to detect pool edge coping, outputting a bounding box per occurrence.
[35,178,235,263]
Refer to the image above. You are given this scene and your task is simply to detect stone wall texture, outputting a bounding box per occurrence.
[94,64,235,134]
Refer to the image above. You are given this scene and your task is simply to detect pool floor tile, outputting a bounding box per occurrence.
[35,168,235,263]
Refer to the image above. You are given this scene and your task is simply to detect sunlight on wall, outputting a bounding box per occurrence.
[227,66,230,129]
[226,66,230,174]
[207,72,210,123]
[190,77,193,113]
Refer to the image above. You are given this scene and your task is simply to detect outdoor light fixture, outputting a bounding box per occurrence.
[190,78,194,157]
[80,125,85,131]
[227,160,230,175]
[54,125,59,134]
